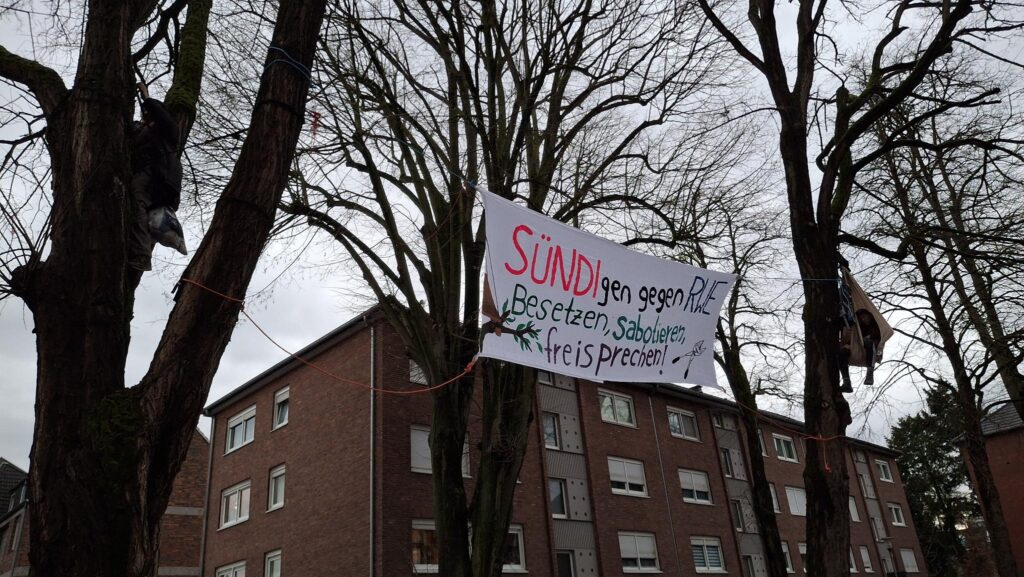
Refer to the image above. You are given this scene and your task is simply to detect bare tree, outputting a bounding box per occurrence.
[268,0,739,574]
[848,70,1023,575]
[0,0,327,574]
[693,0,1023,572]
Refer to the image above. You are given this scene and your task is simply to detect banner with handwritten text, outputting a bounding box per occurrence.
[480,191,735,386]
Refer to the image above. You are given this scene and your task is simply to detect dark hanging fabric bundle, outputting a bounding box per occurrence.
[841,267,893,367]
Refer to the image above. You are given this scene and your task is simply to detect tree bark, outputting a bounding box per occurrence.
[14,0,328,574]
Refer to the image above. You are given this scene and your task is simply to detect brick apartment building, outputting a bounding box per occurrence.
[201,308,924,577]
[0,429,210,577]
[968,404,1024,572]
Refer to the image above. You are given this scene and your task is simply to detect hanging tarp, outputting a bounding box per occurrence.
[479,190,735,386]
[842,267,894,367]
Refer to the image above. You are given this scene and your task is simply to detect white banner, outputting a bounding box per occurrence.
[480,191,735,386]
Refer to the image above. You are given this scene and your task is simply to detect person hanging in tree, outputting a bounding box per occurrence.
[128,82,184,273]
[839,306,883,392]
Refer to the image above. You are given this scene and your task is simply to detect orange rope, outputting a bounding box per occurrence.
[179,278,474,396]
[730,396,845,474]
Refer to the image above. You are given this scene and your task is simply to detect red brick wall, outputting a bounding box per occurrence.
[158,429,210,569]
[202,324,374,577]
[983,429,1024,569]
[0,507,30,574]
[868,450,925,573]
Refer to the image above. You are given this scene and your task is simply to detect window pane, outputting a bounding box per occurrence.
[615,398,634,424]
[600,394,616,421]
[276,399,289,425]
[543,413,560,448]
[692,544,707,568]
[682,414,699,438]
[556,552,575,577]
[550,479,567,516]
[240,486,250,518]
[707,545,723,568]
[668,412,682,436]
[412,528,438,565]
[503,532,522,566]
[410,427,432,473]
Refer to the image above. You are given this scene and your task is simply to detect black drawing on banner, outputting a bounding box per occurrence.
[682,340,706,379]
[482,299,542,353]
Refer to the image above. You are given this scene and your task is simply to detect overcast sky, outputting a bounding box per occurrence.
[0,2,942,473]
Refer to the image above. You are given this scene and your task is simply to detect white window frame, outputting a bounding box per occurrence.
[608,456,648,497]
[773,433,798,462]
[758,429,767,456]
[679,468,713,505]
[781,542,795,573]
[599,389,637,427]
[216,561,246,577]
[769,483,781,513]
[225,405,256,454]
[264,550,281,577]
[537,370,553,385]
[668,407,700,441]
[899,549,919,573]
[859,473,876,499]
[549,478,568,519]
[786,486,807,517]
[503,525,528,573]
[619,532,660,573]
[721,448,735,478]
[410,425,470,476]
[731,499,746,532]
[876,459,894,482]
[691,536,727,573]
[542,412,561,449]
[219,480,251,529]
[798,543,807,573]
[850,548,858,573]
[888,503,907,526]
[272,387,289,430]
[556,551,576,577]
[859,546,874,573]
[849,496,861,522]
[267,464,286,511]
[412,519,439,574]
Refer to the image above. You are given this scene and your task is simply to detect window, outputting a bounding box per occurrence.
[556,551,576,577]
[538,370,553,385]
[849,496,861,522]
[216,561,246,577]
[781,542,794,573]
[773,434,798,462]
[411,520,439,573]
[273,387,289,429]
[619,532,659,572]
[409,360,427,384]
[899,549,919,573]
[410,425,470,476]
[798,543,807,573]
[876,460,894,482]
[888,503,906,526]
[691,536,726,573]
[853,449,866,462]
[849,549,858,573]
[608,457,648,497]
[599,390,636,426]
[265,550,281,577]
[712,413,736,429]
[859,473,876,499]
[668,408,700,440]
[543,412,561,449]
[731,500,747,532]
[549,478,568,518]
[742,556,757,577]
[503,525,527,572]
[268,465,286,511]
[679,469,713,504]
[786,486,806,517]
[720,449,735,478]
[859,546,874,573]
[769,483,781,513]
[220,481,251,528]
[225,406,256,453]
[758,429,767,456]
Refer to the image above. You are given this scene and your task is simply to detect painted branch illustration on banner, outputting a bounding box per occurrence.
[479,191,735,387]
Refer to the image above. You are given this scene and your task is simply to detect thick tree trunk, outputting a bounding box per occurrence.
[432,371,476,577]
[471,362,534,577]
[23,0,327,575]
[777,113,852,577]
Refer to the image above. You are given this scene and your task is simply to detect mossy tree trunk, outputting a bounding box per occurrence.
[0,0,327,575]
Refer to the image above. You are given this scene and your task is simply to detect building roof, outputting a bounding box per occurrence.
[981,403,1024,437]
[0,458,27,516]
[204,305,382,415]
